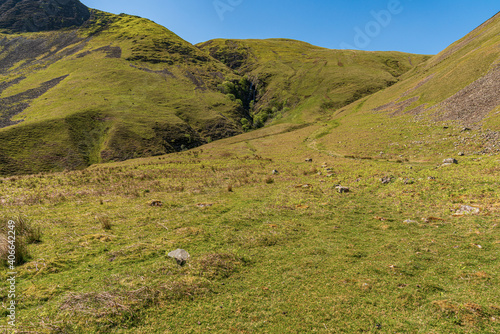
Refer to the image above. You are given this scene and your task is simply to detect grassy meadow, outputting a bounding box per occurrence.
[1,121,499,333]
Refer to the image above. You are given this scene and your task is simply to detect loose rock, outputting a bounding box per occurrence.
[168,249,190,266]
[443,158,458,164]
[335,186,350,193]
[380,176,392,184]
[455,205,480,215]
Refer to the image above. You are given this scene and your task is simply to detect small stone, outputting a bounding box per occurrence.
[380,176,392,184]
[168,249,190,266]
[403,178,414,185]
[404,219,417,224]
[443,158,458,164]
[336,186,350,193]
[455,205,480,215]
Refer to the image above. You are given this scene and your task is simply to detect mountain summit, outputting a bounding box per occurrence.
[0,0,90,32]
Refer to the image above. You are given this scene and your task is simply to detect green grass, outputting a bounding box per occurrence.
[0,127,499,332]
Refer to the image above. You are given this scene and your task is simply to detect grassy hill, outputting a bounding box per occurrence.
[0,7,430,176]
[307,11,500,160]
[0,9,245,175]
[198,38,430,125]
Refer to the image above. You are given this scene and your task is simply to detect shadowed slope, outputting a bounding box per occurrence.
[0,0,90,32]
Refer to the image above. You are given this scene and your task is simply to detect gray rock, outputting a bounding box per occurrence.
[168,249,190,266]
[336,186,350,193]
[403,178,414,185]
[442,158,458,164]
[403,219,417,224]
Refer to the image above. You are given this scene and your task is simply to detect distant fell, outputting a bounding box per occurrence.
[198,38,429,124]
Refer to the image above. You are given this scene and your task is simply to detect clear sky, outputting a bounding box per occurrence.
[81,0,499,55]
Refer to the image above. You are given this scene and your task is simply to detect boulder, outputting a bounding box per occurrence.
[335,186,350,193]
[442,158,458,164]
[455,205,480,215]
[168,249,190,266]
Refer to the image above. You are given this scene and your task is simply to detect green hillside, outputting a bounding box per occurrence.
[198,38,430,125]
[0,6,430,176]
[0,9,245,175]
[308,11,500,159]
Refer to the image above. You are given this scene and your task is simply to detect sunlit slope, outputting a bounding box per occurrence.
[198,38,430,123]
[0,10,244,175]
[309,12,500,159]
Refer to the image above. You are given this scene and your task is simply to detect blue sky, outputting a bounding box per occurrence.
[81,0,499,54]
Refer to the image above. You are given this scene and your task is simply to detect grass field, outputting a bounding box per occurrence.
[0,121,499,333]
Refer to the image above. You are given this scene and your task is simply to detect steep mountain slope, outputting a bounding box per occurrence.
[198,39,430,125]
[0,8,245,175]
[306,11,500,159]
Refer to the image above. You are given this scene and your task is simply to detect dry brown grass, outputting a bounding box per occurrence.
[192,253,241,279]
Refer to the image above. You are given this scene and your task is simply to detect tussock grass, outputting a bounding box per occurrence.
[0,216,40,266]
